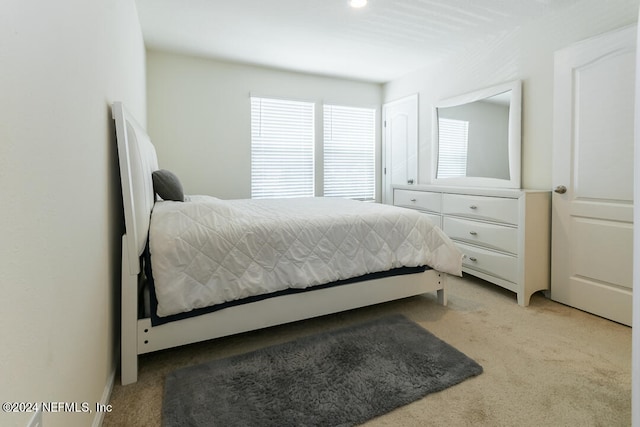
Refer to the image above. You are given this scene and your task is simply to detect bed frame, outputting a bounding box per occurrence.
[112,102,449,385]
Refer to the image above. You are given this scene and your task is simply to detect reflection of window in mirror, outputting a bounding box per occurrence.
[437,118,468,178]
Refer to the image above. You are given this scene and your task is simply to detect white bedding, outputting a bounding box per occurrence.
[149,196,462,317]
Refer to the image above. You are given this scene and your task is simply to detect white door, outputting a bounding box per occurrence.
[382,94,418,204]
[551,26,636,326]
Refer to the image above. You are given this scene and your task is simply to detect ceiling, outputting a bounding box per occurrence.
[136,0,582,83]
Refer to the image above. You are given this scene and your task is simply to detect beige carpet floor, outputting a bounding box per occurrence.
[104,275,631,426]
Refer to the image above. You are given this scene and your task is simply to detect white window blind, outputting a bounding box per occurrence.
[436,118,469,178]
[323,105,375,200]
[251,97,315,199]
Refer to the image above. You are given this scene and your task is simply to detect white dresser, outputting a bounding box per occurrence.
[394,185,550,306]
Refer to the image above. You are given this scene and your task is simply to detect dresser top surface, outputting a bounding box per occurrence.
[393,184,550,198]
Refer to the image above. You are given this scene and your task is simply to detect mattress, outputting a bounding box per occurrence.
[149,196,463,318]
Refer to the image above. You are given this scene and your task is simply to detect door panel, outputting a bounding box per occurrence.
[572,218,633,288]
[574,49,635,202]
[391,114,409,186]
[551,25,635,326]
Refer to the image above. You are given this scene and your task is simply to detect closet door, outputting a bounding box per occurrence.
[551,26,636,325]
[382,94,418,204]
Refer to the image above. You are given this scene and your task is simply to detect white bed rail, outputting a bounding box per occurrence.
[121,235,140,385]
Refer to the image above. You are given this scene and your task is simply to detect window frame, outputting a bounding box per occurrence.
[323,104,376,201]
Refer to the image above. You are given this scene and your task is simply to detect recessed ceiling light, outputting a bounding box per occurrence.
[349,0,367,8]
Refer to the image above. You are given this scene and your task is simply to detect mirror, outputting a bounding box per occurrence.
[432,80,521,188]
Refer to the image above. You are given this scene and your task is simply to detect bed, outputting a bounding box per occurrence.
[112,102,463,385]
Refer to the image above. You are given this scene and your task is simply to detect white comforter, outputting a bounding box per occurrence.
[149,196,462,317]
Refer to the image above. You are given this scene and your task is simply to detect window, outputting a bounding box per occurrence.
[250,97,376,200]
[436,118,468,178]
[250,97,315,199]
[323,105,376,201]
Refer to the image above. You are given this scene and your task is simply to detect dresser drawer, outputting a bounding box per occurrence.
[456,242,518,284]
[443,217,518,254]
[394,189,441,213]
[442,194,519,225]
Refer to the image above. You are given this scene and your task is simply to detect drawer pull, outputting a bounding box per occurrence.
[469,205,478,210]
[469,231,478,236]
[468,256,478,262]
[410,198,417,202]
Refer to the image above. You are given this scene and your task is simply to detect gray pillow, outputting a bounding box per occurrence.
[152,169,185,202]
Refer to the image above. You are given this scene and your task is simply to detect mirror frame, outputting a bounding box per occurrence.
[431,80,522,189]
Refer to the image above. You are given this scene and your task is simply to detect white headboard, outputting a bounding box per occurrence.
[112,102,159,275]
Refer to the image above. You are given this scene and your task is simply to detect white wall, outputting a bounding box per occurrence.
[0,1,146,426]
[147,51,382,199]
[383,0,639,189]
[634,6,640,426]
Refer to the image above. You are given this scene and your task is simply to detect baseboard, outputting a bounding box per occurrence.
[92,361,117,427]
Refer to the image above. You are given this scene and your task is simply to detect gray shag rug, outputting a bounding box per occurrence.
[162,314,483,427]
